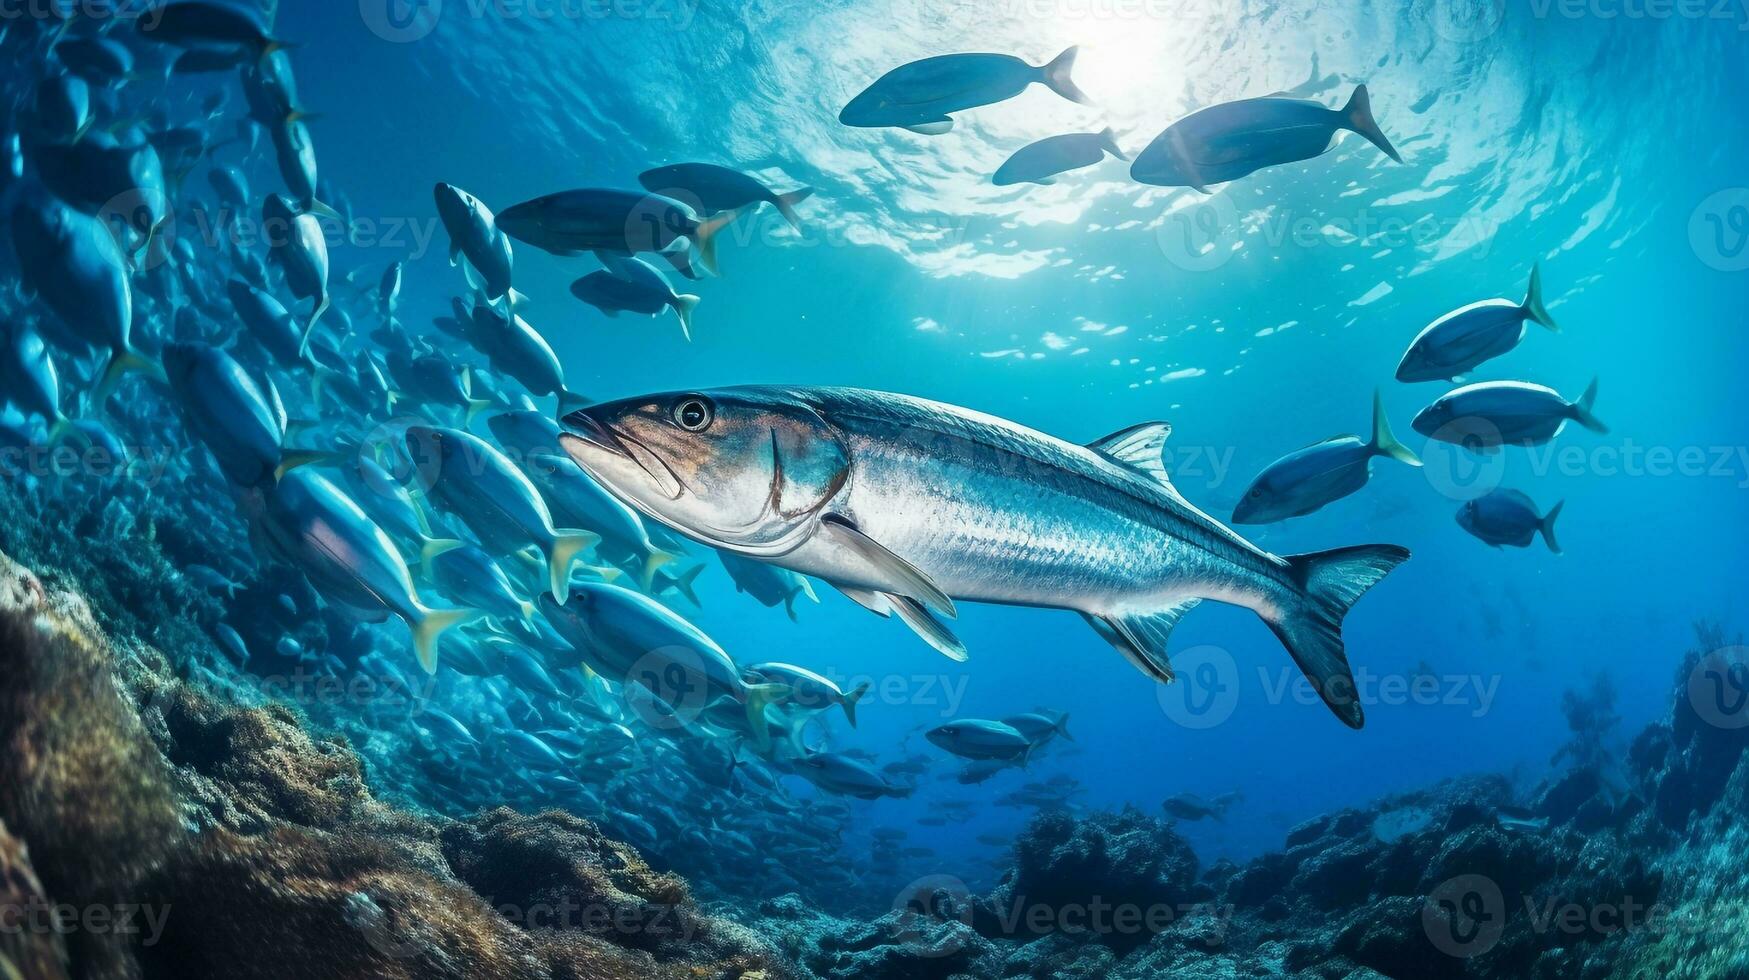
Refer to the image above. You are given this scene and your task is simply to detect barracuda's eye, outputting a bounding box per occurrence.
[673,397,714,432]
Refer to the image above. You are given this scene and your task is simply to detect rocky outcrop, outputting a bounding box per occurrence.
[0,548,794,980]
[0,552,183,979]
[0,820,72,980]
[975,807,1202,952]
[737,623,1749,980]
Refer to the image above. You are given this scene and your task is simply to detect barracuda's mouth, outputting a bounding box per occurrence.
[559,412,683,500]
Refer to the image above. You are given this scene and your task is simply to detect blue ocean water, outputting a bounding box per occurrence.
[271,0,1749,868]
[4,0,1747,939]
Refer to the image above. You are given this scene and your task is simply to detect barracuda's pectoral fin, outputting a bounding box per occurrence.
[833,584,892,617]
[1087,422,1176,490]
[1081,600,1202,683]
[832,585,969,662]
[815,515,955,618]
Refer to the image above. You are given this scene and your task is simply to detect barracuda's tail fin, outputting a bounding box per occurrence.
[1264,544,1411,729]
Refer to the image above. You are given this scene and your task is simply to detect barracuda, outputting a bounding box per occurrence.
[560,386,1410,728]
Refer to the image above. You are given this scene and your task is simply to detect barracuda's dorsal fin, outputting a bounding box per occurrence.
[1088,422,1175,489]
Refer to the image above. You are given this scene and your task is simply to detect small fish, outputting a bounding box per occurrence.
[1002,711,1072,746]
[538,584,788,747]
[840,47,1090,134]
[1495,809,1549,833]
[504,731,567,771]
[485,411,672,586]
[11,190,160,409]
[417,707,480,752]
[53,37,135,81]
[457,299,570,401]
[993,128,1126,186]
[743,662,870,726]
[570,259,699,341]
[184,564,242,597]
[1132,85,1401,190]
[261,194,330,358]
[243,51,303,129]
[213,623,250,666]
[226,278,305,368]
[1457,490,1563,554]
[497,188,738,276]
[434,182,516,303]
[268,113,328,215]
[791,752,912,800]
[0,321,80,448]
[718,550,817,620]
[137,1,288,55]
[208,165,251,222]
[1233,392,1422,524]
[33,135,170,254]
[402,425,597,601]
[926,720,1034,763]
[637,163,814,230]
[33,73,91,144]
[423,542,537,623]
[1412,379,1606,449]
[497,644,568,702]
[1160,791,1235,822]
[1397,265,1560,383]
[378,261,403,327]
[250,469,477,673]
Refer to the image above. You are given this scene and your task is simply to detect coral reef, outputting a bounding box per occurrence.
[739,623,1749,980]
[0,551,183,979]
[0,546,794,980]
[0,820,71,980]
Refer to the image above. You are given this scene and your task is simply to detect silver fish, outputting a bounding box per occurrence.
[250,469,477,673]
[402,424,597,601]
[841,47,1090,134]
[434,182,515,303]
[0,321,79,447]
[559,386,1410,727]
[11,190,160,408]
[636,163,813,230]
[1457,490,1563,553]
[1132,85,1401,190]
[1412,379,1606,449]
[1232,392,1422,525]
[743,662,869,726]
[261,194,329,357]
[1397,265,1560,383]
[993,128,1126,186]
[926,719,1033,762]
